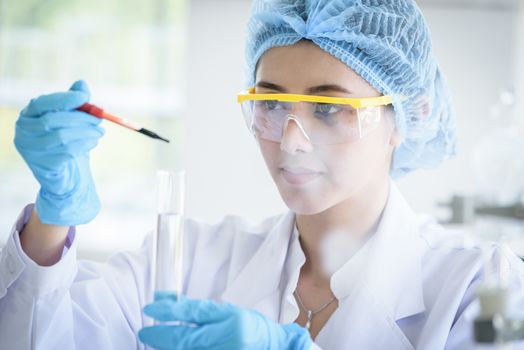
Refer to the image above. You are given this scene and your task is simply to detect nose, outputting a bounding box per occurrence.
[280,115,314,154]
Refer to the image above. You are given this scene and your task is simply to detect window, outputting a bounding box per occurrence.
[0,0,187,259]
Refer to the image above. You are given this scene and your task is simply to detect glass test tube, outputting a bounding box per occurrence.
[154,170,185,297]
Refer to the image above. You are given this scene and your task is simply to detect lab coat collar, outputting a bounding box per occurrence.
[220,181,425,327]
[220,210,296,320]
[329,182,426,321]
[314,183,425,349]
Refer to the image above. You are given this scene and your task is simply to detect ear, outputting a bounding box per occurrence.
[389,129,401,147]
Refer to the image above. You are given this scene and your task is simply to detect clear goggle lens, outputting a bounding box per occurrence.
[240,100,384,145]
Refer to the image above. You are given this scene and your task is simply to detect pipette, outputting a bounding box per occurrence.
[77,103,170,143]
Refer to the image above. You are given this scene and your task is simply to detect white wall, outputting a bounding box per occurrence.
[397,5,518,218]
[183,0,286,225]
[516,3,524,131]
[183,0,520,224]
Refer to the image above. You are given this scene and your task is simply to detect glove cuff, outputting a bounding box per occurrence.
[36,185,100,226]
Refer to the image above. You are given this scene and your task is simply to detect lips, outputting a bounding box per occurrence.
[280,166,321,185]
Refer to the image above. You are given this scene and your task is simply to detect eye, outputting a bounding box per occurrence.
[314,103,342,117]
[318,103,337,114]
[256,100,284,111]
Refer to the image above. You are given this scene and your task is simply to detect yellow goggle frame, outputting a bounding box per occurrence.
[237,87,393,109]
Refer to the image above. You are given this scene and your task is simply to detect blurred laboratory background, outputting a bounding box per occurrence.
[1,0,523,261]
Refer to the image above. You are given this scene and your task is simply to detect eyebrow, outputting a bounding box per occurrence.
[255,81,353,95]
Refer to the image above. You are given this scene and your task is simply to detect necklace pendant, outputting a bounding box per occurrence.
[305,310,313,330]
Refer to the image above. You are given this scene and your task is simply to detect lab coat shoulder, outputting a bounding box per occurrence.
[408,214,524,349]
[416,215,489,285]
[416,215,524,292]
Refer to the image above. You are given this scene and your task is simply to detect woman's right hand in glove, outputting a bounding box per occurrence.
[14,80,105,266]
[14,80,105,226]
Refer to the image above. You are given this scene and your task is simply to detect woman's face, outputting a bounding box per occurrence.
[255,40,398,215]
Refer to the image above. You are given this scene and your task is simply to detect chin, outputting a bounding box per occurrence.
[288,205,326,215]
[280,191,334,215]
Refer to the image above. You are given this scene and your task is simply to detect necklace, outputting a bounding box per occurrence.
[294,290,337,330]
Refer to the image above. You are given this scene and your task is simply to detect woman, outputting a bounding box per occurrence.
[1,0,523,349]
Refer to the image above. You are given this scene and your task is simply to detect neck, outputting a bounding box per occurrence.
[296,176,391,282]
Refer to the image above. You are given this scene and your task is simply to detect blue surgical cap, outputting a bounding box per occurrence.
[245,0,457,178]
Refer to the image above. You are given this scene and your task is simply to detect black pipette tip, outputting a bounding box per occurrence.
[137,128,170,143]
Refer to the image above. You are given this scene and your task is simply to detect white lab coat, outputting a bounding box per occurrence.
[1,183,523,350]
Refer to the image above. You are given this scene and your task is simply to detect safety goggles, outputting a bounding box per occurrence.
[237,88,393,145]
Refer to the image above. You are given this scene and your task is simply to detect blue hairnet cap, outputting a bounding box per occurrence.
[245,0,457,178]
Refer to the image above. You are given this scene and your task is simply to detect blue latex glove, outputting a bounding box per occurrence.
[138,291,313,350]
[14,80,105,226]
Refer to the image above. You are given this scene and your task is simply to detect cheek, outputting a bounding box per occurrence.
[322,136,391,188]
[258,139,280,176]
[317,146,365,199]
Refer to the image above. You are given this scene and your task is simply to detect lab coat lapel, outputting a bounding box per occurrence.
[316,183,425,349]
[316,282,415,349]
[369,183,426,320]
[220,211,296,321]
